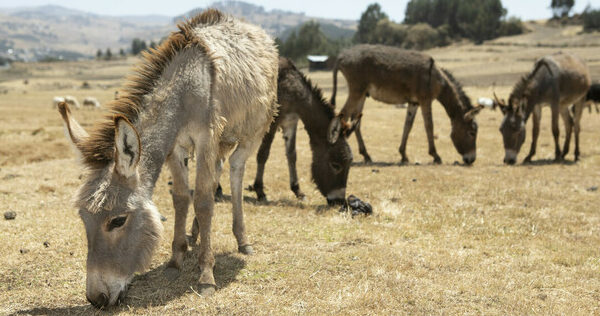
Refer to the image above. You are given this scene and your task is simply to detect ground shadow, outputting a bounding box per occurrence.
[520,159,577,166]
[13,250,245,315]
[351,160,472,167]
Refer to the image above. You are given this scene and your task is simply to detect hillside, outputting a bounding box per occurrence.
[0,1,356,62]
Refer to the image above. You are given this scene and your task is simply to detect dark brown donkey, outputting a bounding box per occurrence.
[250,57,352,205]
[496,52,591,164]
[328,44,483,165]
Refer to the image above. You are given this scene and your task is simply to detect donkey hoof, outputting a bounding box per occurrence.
[198,284,216,296]
[238,245,254,255]
[163,266,181,281]
[433,157,442,164]
[296,193,306,201]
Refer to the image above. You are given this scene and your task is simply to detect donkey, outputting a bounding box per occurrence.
[328,44,483,165]
[584,83,600,113]
[57,10,278,307]
[217,58,352,205]
[495,52,591,164]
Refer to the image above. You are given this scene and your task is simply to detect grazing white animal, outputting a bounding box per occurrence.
[52,96,65,108]
[64,95,80,109]
[83,97,101,108]
[477,97,495,109]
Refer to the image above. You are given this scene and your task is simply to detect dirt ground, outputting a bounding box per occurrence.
[1,31,600,315]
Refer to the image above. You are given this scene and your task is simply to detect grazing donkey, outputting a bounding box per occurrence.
[496,52,591,164]
[584,83,600,113]
[329,44,483,165]
[249,57,352,204]
[57,10,278,307]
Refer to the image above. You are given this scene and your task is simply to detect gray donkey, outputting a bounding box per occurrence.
[57,10,278,307]
[329,44,483,165]
[495,52,591,164]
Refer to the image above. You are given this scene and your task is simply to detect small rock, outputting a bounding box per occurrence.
[69,251,74,256]
[339,195,373,217]
[537,293,547,301]
[453,161,460,166]
[587,186,598,192]
[43,241,50,248]
[412,178,417,182]
[31,128,44,136]
[20,248,29,254]
[371,169,380,173]
[414,162,420,166]
[160,215,167,222]
[4,211,16,220]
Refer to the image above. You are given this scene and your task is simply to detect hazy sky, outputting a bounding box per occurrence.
[0,0,598,21]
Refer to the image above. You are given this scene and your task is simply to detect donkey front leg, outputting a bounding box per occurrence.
[193,153,219,295]
[550,103,562,161]
[524,105,541,163]
[230,141,260,255]
[251,119,278,201]
[398,103,419,164]
[164,151,191,280]
[354,120,372,164]
[560,105,573,159]
[282,117,305,199]
[420,101,442,164]
[571,101,584,161]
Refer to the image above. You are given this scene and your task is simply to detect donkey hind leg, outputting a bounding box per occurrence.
[550,103,562,161]
[398,103,419,164]
[355,119,372,164]
[560,105,573,159]
[420,100,442,164]
[191,157,225,245]
[251,119,278,202]
[524,105,542,163]
[282,116,305,199]
[571,101,585,161]
[164,150,191,280]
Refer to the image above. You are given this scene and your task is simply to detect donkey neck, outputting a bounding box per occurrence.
[293,95,334,146]
[437,82,469,122]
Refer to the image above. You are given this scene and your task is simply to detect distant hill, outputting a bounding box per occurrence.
[0,2,356,61]
[175,1,356,39]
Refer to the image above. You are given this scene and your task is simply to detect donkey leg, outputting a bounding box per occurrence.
[192,151,219,295]
[355,120,372,163]
[230,141,260,255]
[164,152,191,279]
[421,101,442,164]
[398,103,419,164]
[560,106,573,159]
[282,117,305,199]
[252,120,278,202]
[572,101,584,161]
[551,103,562,161]
[524,105,541,163]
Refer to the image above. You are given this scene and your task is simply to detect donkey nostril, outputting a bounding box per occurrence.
[88,293,109,309]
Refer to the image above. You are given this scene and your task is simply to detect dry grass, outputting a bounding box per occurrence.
[1,41,600,315]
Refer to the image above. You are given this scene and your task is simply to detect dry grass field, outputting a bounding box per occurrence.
[1,34,600,315]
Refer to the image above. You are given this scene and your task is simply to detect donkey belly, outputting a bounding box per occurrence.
[367,84,412,104]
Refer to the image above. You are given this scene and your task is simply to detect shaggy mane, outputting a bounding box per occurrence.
[281,58,335,118]
[440,68,473,111]
[78,9,227,168]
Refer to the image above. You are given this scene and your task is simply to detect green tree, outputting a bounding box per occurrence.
[582,6,600,31]
[149,41,157,50]
[354,3,388,43]
[131,38,147,55]
[119,48,126,57]
[96,49,102,59]
[551,0,575,18]
[105,48,112,60]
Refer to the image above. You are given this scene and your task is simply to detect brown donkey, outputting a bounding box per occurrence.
[57,10,278,307]
[249,57,352,205]
[496,52,591,164]
[329,44,483,165]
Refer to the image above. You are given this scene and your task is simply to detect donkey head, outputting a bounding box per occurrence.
[312,136,353,205]
[451,105,483,165]
[496,93,526,164]
[58,102,163,308]
[327,113,360,144]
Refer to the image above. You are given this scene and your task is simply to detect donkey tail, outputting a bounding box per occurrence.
[331,59,339,106]
[428,57,435,87]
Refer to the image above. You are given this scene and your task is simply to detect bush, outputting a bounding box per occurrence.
[583,8,600,32]
[499,17,526,37]
[403,23,449,50]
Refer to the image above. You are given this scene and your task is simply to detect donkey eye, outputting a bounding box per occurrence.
[330,162,343,173]
[108,216,128,231]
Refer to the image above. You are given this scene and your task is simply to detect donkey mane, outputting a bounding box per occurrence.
[78,9,227,168]
[508,59,553,109]
[280,58,335,118]
[440,67,473,112]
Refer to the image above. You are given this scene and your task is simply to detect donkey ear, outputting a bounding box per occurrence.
[57,102,89,153]
[327,116,343,144]
[114,116,141,178]
[464,105,484,121]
